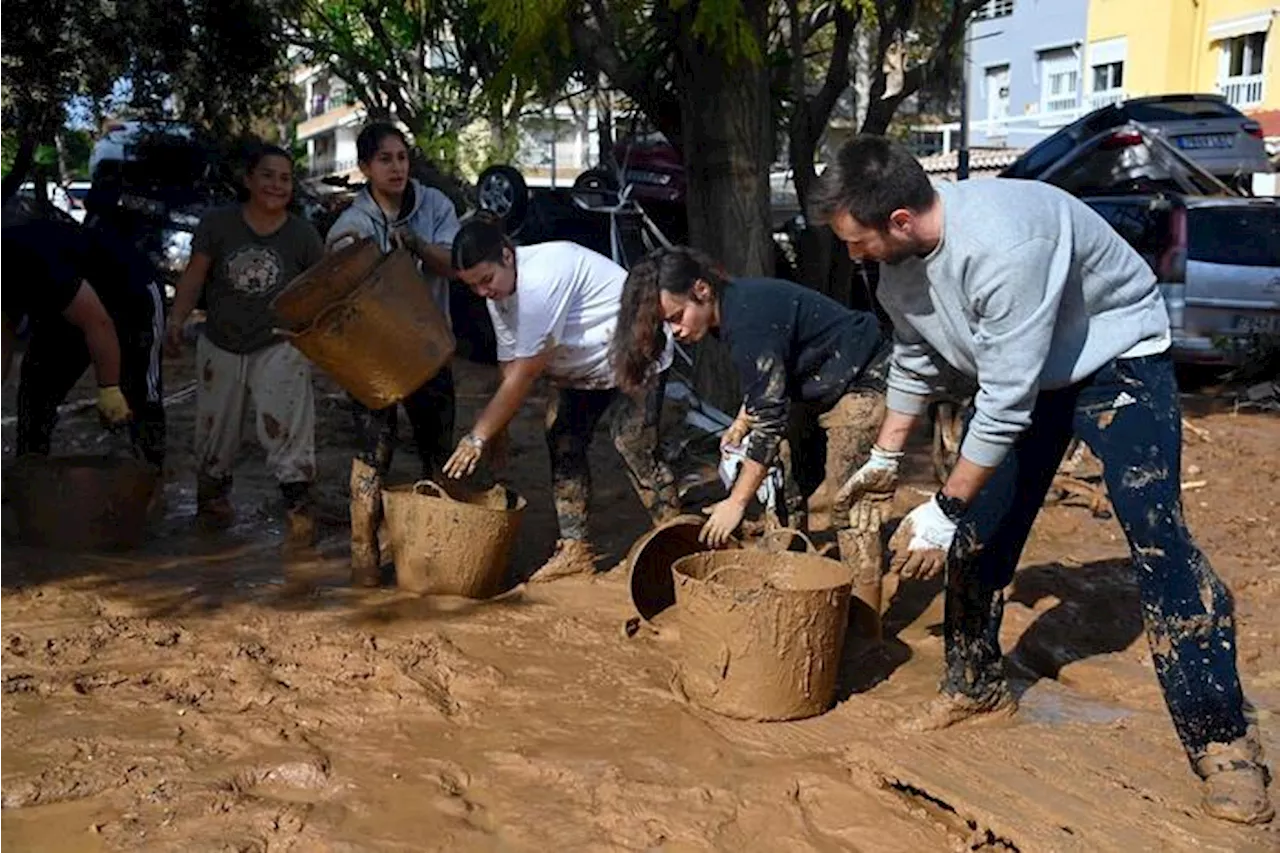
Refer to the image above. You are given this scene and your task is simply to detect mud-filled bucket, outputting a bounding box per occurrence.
[381,480,526,598]
[272,236,383,331]
[671,550,853,721]
[6,455,158,551]
[626,514,742,625]
[273,247,455,410]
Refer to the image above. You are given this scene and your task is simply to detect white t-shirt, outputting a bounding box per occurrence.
[486,241,673,389]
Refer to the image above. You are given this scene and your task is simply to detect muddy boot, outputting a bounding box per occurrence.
[1196,734,1275,825]
[901,686,1018,733]
[349,459,382,587]
[281,481,316,551]
[529,538,599,583]
[196,474,234,530]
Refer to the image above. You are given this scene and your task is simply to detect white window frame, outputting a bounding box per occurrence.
[984,63,1011,128]
[1037,46,1081,118]
[973,0,1014,21]
[1217,30,1268,107]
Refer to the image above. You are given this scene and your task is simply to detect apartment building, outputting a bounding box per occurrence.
[967,0,1092,147]
[292,64,364,181]
[1085,0,1279,153]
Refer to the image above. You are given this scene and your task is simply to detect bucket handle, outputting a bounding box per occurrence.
[411,479,455,501]
[757,526,817,554]
[275,290,363,340]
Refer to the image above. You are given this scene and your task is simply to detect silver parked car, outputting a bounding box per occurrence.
[1003,94,1271,194]
[1007,121,1280,365]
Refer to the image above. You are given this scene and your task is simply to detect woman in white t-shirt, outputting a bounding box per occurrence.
[443,218,679,581]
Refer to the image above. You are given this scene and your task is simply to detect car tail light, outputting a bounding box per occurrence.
[1158,205,1187,283]
[1101,129,1144,150]
[1243,121,1263,140]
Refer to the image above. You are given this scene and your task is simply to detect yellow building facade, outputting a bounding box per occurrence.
[1084,0,1279,116]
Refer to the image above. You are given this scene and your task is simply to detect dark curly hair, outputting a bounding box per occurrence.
[611,245,728,393]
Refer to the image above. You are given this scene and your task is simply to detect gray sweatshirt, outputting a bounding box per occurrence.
[878,178,1170,468]
[325,178,460,328]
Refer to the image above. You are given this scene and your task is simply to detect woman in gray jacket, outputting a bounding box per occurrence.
[325,122,461,585]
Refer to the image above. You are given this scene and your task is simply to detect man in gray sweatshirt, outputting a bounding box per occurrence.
[808,134,1271,826]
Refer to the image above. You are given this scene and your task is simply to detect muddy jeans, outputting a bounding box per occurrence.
[195,336,316,486]
[944,352,1247,763]
[351,366,455,478]
[785,342,891,528]
[545,374,679,541]
[17,282,167,466]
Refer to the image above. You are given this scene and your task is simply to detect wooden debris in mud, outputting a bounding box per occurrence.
[1181,418,1212,443]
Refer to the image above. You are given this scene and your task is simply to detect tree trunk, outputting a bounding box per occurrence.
[595,88,614,171]
[672,0,772,412]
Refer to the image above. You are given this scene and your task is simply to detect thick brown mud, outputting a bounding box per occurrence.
[2,350,1277,851]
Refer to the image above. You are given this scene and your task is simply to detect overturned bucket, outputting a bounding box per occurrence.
[671,550,853,721]
[7,455,158,552]
[381,480,526,598]
[627,514,740,624]
[273,247,455,410]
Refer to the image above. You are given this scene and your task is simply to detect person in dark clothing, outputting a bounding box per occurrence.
[1,217,165,466]
[611,246,889,546]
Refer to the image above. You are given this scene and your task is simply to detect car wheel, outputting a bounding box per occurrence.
[476,165,528,230]
[573,169,619,193]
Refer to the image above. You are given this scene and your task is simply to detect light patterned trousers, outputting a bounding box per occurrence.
[195,336,316,485]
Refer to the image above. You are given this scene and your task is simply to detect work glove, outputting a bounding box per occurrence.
[887,495,957,581]
[443,433,485,479]
[833,445,903,517]
[97,385,133,428]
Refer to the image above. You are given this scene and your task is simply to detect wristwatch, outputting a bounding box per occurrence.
[934,491,968,523]
[462,433,485,451]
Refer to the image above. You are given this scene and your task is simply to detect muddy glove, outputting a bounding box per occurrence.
[888,494,963,580]
[833,445,903,521]
[97,385,133,428]
[444,433,485,479]
[701,498,746,547]
[390,228,424,255]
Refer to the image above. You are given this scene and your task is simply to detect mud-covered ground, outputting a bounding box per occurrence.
[2,344,1277,852]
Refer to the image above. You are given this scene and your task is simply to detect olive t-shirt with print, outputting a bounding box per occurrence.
[192,206,324,353]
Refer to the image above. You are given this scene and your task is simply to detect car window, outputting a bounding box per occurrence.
[1002,129,1077,178]
[1125,100,1241,121]
[1187,206,1280,267]
[1086,199,1172,266]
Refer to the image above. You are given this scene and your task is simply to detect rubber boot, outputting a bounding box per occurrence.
[196,474,234,530]
[349,459,382,587]
[1197,733,1275,825]
[529,538,599,583]
[281,481,316,551]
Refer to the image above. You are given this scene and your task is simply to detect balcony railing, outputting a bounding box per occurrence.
[1044,94,1079,114]
[307,157,357,178]
[1219,74,1264,107]
[1088,90,1125,110]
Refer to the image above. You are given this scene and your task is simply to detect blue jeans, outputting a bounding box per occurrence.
[945,353,1247,764]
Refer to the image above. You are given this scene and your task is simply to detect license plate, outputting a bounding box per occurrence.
[1177,133,1233,150]
[1235,314,1280,334]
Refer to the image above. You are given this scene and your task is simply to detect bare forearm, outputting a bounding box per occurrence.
[875,408,919,453]
[727,457,768,508]
[169,272,203,328]
[471,369,535,441]
[941,455,995,504]
[83,317,122,386]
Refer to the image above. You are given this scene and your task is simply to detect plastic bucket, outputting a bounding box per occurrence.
[381,480,525,598]
[670,549,853,721]
[275,247,455,410]
[7,455,158,551]
[272,236,383,331]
